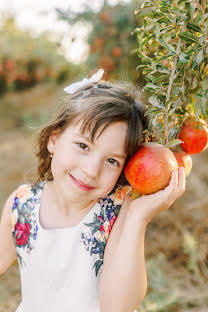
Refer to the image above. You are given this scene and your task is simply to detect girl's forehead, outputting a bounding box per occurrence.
[62,120,128,158]
[72,119,128,138]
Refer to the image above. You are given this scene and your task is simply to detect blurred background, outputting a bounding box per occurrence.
[0,0,208,311]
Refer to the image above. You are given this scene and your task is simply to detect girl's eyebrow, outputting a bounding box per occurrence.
[109,153,127,159]
[75,133,127,159]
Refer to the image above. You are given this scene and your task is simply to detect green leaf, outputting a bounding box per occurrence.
[171,7,186,17]
[186,43,201,55]
[167,139,184,148]
[188,101,196,114]
[137,48,152,63]
[155,24,160,39]
[178,0,191,4]
[156,65,170,74]
[202,76,208,91]
[172,86,179,96]
[131,27,141,35]
[160,27,175,35]
[145,75,154,82]
[179,32,200,44]
[195,49,203,66]
[159,37,176,53]
[144,108,160,116]
[141,34,155,47]
[179,53,190,64]
[136,7,154,17]
[196,13,208,25]
[200,96,208,118]
[144,83,161,91]
[154,55,171,64]
[196,109,201,120]
[93,259,103,277]
[156,16,170,24]
[147,73,168,83]
[171,30,176,39]
[161,8,169,14]
[185,2,191,18]
[140,0,154,10]
[18,214,25,225]
[136,64,148,70]
[161,0,168,7]
[130,49,139,56]
[190,3,197,19]
[187,22,201,33]
[148,96,165,109]
[168,127,178,139]
[155,123,163,129]
[169,99,181,115]
[143,69,153,75]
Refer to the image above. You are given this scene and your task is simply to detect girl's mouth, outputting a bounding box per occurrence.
[69,174,95,191]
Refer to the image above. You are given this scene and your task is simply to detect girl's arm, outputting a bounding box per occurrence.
[99,167,186,312]
[99,199,147,312]
[0,191,17,275]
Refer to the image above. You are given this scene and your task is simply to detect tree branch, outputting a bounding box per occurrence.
[195,0,205,14]
[164,22,186,146]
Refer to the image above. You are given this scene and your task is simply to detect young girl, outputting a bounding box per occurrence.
[0,69,186,312]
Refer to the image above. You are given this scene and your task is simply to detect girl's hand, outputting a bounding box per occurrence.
[127,167,186,225]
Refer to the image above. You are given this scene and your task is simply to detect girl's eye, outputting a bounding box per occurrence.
[76,142,89,150]
[107,158,119,167]
[76,143,119,167]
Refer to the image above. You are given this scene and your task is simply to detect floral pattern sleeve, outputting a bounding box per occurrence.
[80,184,132,277]
[11,183,42,268]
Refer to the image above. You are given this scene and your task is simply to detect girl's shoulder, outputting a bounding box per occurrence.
[98,184,132,211]
[97,184,132,220]
[12,181,44,207]
[11,181,45,230]
[108,184,132,206]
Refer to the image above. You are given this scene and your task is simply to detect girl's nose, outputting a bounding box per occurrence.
[81,156,102,179]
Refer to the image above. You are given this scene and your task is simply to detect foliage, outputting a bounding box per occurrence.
[133,0,208,146]
[56,0,144,82]
[137,251,208,311]
[0,15,80,95]
[138,253,180,312]
[132,3,208,310]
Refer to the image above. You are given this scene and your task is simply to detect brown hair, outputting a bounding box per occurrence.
[35,80,150,187]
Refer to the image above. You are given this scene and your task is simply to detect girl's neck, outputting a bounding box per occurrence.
[43,180,97,218]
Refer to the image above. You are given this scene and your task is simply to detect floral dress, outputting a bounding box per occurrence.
[11,180,132,312]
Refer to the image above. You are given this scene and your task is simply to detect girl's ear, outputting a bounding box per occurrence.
[47,129,60,154]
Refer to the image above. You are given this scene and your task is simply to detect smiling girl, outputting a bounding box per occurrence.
[0,69,185,312]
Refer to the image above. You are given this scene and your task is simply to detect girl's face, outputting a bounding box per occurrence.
[47,120,128,203]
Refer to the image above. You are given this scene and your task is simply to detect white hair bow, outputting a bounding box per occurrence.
[64,68,104,94]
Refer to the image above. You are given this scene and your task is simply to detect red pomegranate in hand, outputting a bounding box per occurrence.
[171,147,192,177]
[178,117,208,154]
[124,142,178,195]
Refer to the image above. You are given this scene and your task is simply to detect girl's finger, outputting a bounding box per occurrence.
[170,169,178,192]
[177,167,186,194]
[162,169,178,197]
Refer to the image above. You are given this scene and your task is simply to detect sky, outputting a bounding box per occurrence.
[0,0,130,64]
